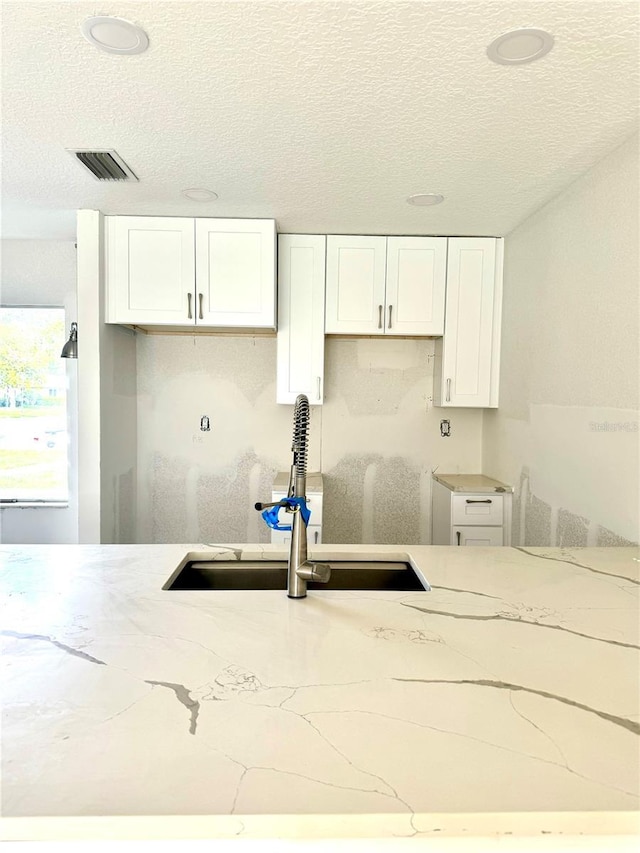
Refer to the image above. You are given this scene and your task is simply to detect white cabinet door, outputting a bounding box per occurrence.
[385,237,447,335]
[277,235,326,405]
[325,236,387,334]
[435,237,503,407]
[325,236,446,337]
[106,216,195,325]
[195,219,276,328]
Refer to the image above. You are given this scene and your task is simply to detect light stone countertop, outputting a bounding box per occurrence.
[1,542,639,844]
[432,473,513,493]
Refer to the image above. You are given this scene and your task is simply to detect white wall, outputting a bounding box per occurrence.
[135,334,483,544]
[483,133,639,546]
[76,211,138,544]
[0,239,79,544]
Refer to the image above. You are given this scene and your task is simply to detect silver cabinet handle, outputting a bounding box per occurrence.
[378,304,383,329]
[314,530,319,544]
[456,530,461,546]
[446,378,451,402]
[187,293,193,319]
[388,304,393,329]
[198,293,204,320]
[466,499,492,504]
[316,376,321,400]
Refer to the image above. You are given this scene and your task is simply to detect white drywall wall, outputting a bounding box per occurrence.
[483,133,639,546]
[135,335,483,544]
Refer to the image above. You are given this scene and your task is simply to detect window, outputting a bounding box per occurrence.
[0,307,69,502]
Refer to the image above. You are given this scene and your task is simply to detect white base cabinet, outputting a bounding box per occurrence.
[431,478,512,546]
[276,235,326,405]
[105,216,276,329]
[434,237,503,407]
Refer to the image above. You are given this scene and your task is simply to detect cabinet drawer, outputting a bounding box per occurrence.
[451,494,503,525]
[452,526,503,546]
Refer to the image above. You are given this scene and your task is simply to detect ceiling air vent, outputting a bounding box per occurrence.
[67,149,138,181]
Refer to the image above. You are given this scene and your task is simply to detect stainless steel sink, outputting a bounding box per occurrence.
[163,559,429,592]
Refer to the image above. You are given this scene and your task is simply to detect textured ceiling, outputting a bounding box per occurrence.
[1,0,638,239]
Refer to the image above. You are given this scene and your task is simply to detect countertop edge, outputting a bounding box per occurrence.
[2,810,639,842]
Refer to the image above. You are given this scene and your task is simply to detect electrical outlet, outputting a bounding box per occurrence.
[440,419,451,437]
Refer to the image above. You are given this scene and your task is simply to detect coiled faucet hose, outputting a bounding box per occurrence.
[292,394,310,477]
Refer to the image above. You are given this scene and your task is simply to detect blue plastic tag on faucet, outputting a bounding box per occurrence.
[261,497,311,531]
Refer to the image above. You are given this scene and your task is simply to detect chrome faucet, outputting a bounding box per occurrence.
[256,394,330,598]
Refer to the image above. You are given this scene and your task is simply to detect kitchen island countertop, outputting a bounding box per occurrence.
[1,542,638,843]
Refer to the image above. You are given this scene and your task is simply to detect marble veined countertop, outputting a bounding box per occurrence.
[1,543,639,844]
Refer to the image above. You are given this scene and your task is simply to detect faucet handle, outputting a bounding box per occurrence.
[256,496,311,530]
[296,562,331,584]
[254,500,288,511]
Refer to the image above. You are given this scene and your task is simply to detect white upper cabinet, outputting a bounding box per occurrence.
[276,235,326,405]
[195,219,276,328]
[105,216,276,328]
[434,237,504,408]
[385,237,447,335]
[325,236,387,334]
[106,216,195,325]
[325,235,446,335]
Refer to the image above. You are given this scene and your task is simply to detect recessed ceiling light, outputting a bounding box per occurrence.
[81,16,149,55]
[407,193,444,207]
[487,28,554,65]
[181,188,219,202]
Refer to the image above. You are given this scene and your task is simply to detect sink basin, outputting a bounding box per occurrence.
[163,559,429,592]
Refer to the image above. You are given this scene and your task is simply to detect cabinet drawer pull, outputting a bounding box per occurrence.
[456,530,461,546]
[314,530,319,544]
[388,304,393,329]
[466,499,492,504]
[316,376,321,400]
[187,293,193,319]
[198,293,204,320]
[378,304,383,329]
[446,378,451,402]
